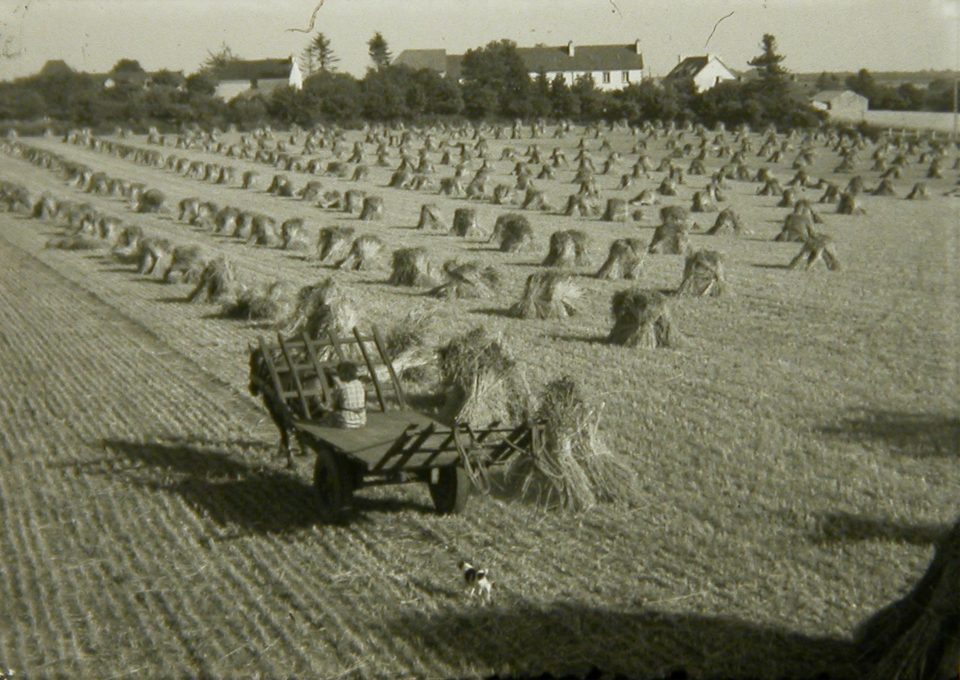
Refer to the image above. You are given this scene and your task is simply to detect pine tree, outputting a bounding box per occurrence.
[300,47,315,77]
[310,32,339,73]
[747,34,788,88]
[368,32,392,71]
[202,42,239,73]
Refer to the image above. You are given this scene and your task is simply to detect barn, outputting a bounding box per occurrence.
[810,89,869,120]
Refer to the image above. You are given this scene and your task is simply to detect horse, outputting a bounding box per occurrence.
[248,344,326,468]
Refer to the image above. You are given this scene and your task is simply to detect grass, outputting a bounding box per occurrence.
[0,122,956,678]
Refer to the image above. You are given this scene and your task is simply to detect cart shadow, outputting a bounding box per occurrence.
[95,437,433,533]
[374,601,856,679]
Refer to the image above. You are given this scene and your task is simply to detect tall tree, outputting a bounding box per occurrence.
[300,47,315,77]
[202,43,239,73]
[747,33,788,89]
[460,39,531,118]
[310,32,339,73]
[368,32,392,71]
[111,59,145,74]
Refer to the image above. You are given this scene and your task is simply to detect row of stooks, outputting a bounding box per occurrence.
[58,125,943,251]
[41,124,885,277]
[5,135,841,323]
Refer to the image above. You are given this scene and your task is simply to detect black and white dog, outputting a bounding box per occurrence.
[458,560,493,602]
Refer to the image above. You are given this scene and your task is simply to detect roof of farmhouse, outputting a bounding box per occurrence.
[811,89,865,103]
[213,58,293,82]
[395,41,645,77]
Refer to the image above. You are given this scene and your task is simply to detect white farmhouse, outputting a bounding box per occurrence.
[395,40,646,91]
[662,55,737,93]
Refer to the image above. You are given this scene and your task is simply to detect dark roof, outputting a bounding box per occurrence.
[394,42,644,78]
[213,58,292,82]
[516,43,643,72]
[394,49,448,72]
[663,56,710,81]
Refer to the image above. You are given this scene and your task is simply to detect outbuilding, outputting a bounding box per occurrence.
[810,89,869,119]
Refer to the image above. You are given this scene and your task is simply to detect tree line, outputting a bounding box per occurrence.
[4,32,934,134]
[817,69,955,112]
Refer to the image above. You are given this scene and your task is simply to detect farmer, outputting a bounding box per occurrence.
[326,361,367,429]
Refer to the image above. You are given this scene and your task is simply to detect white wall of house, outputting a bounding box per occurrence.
[691,58,736,93]
[531,68,643,91]
[288,61,303,91]
[215,80,250,101]
[812,92,868,119]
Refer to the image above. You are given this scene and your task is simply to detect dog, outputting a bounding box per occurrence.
[458,560,492,602]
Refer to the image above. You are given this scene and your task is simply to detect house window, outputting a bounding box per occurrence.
[602,71,611,84]
[621,71,630,83]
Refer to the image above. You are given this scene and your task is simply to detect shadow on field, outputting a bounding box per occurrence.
[819,409,959,458]
[548,331,608,344]
[379,602,856,680]
[97,437,433,533]
[812,511,948,546]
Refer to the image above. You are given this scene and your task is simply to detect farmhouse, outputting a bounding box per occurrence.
[211,57,303,101]
[662,55,737,92]
[394,40,646,91]
[810,89,868,119]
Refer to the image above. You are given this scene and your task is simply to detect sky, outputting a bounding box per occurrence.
[0,0,956,81]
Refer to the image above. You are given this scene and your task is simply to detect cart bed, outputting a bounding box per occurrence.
[294,410,462,471]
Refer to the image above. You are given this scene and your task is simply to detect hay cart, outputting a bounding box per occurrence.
[252,328,541,516]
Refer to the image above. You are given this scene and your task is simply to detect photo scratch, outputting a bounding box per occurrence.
[704,10,734,48]
[608,0,623,18]
[286,0,325,34]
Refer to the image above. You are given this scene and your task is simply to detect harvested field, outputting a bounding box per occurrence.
[0,121,957,679]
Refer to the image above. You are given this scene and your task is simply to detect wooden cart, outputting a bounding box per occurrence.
[250,328,541,516]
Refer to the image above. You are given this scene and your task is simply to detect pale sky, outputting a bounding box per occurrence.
[0,0,955,81]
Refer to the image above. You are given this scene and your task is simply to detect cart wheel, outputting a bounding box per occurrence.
[313,445,354,518]
[429,465,471,515]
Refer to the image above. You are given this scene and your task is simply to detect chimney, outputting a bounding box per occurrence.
[634,39,641,55]
[567,41,575,57]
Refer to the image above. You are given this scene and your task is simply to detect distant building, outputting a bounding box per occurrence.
[394,40,646,91]
[662,55,736,93]
[810,89,868,119]
[212,57,302,100]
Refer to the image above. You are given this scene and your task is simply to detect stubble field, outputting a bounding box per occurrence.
[0,121,956,679]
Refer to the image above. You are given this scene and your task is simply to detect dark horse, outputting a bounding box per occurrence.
[248,344,325,468]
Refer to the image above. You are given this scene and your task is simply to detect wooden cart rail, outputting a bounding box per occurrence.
[253,326,407,423]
